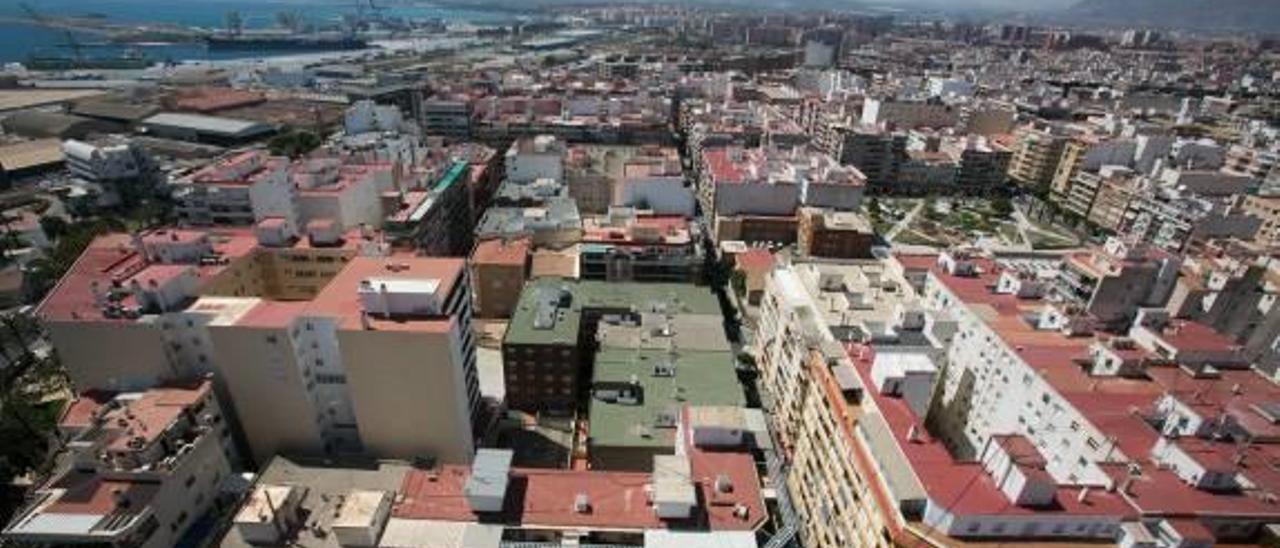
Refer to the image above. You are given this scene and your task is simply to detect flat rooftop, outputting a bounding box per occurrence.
[504,279,723,346]
[590,347,743,450]
[220,456,411,548]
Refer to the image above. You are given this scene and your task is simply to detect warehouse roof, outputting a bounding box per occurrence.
[142,112,274,138]
[0,139,64,173]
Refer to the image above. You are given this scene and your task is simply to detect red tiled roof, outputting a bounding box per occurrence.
[45,472,160,515]
[393,407,765,532]
[1157,320,1239,354]
[921,255,1280,521]
[736,248,774,272]
[305,255,464,333]
[846,343,1136,518]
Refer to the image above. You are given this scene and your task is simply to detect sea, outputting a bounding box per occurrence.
[0,0,512,64]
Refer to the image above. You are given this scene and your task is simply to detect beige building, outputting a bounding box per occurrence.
[1088,174,1140,232]
[1008,126,1069,191]
[754,260,933,547]
[1238,195,1280,247]
[468,237,530,318]
[37,227,479,467]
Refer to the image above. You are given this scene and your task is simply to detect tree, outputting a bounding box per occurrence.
[39,216,68,241]
[992,195,1014,219]
[730,269,747,298]
[268,131,322,159]
[25,218,120,303]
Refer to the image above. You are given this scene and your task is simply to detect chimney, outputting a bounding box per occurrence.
[715,474,734,494]
[91,280,105,307]
[378,283,390,318]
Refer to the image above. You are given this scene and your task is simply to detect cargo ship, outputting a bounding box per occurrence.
[204,35,369,52]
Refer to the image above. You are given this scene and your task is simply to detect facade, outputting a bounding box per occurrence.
[796,207,877,259]
[1237,194,1280,247]
[838,128,906,191]
[1008,126,1070,192]
[468,237,530,319]
[860,99,958,130]
[505,135,567,184]
[3,381,236,548]
[174,151,298,229]
[579,208,701,283]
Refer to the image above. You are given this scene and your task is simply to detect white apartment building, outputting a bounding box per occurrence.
[505,135,566,183]
[174,151,299,230]
[344,99,406,135]
[293,158,387,231]
[3,380,236,548]
[63,138,150,182]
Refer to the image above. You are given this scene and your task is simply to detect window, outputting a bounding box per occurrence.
[185,475,196,488]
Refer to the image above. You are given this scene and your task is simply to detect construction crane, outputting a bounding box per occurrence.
[18,2,83,63]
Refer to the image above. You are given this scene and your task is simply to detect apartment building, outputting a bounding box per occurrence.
[579,207,701,283]
[1007,125,1070,191]
[753,244,1280,545]
[796,207,877,259]
[292,158,387,231]
[860,98,958,130]
[1049,137,1137,210]
[506,280,737,422]
[565,144,692,216]
[699,145,865,244]
[1237,194,1280,247]
[838,127,906,191]
[3,380,236,548]
[1061,166,1133,220]
[754,259,935,547]
[421,97,473,139]
[174,151,298,228]
[1054,238,1181,327]
[220,413,766,547]
[946,136,1012,195]
[505,135,566,184]
[37,226,480,467]
[1087,173,1140,232]
[468,237,530,319]
[383,160,475,256]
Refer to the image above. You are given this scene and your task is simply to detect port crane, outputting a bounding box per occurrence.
[18,2,84,63]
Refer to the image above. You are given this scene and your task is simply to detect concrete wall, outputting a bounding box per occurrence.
[50,320,172,392]
[340,325,475,464]
[208,323,325,465]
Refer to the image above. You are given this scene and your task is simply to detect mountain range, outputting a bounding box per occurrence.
[1063,0,1280,33]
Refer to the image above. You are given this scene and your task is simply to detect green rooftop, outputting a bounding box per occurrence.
[588,346,743,450]
[503,279,724,347]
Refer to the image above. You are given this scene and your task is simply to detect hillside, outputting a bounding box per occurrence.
[1066,0,1280,33]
